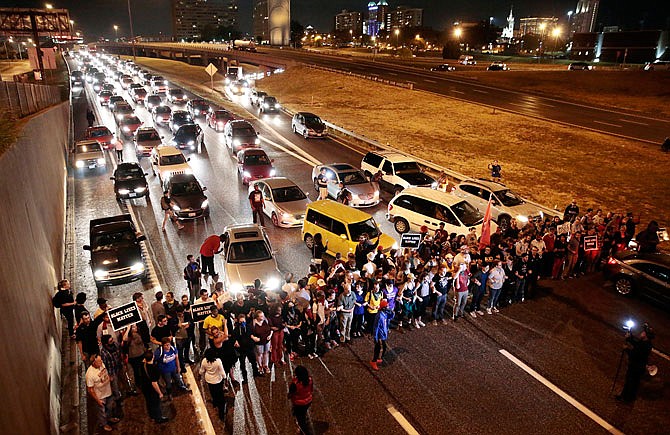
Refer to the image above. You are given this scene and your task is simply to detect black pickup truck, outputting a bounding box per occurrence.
[83,214,147,289]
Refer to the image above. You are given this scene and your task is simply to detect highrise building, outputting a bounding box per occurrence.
[518,16,559,36]
[364,1,389,36]
[172,0,238,40]
[335,10,363,36]
[388,6,423,30]
[571,0,600,35]
[501,6,514,39]
[253,0,290,45]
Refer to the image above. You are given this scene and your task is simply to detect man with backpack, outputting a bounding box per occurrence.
[183,254,202,302]
[153,337,190,398]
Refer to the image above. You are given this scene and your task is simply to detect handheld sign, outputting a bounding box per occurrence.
[108,301,142,331]
[400,233,422,249]
[192,301,216,323]
[205,63,218,90]
[583,235,598,251]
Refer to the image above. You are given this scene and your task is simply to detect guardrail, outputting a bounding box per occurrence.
[306,63,414,90]
[0,81,62,117]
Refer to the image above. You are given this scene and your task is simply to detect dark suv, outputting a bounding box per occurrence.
[605,251,670,308]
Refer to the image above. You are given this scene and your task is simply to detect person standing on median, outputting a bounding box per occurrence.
[248,183,265,226]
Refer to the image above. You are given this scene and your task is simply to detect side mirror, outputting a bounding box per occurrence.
[340,234,348,240]
[110,176,115,180]
[271,159,275,163]
[83,245,91,251]
[187,158,191,162]
[202,186,207,191]
[111,132,115,135]
[161,136,164,139]
[137,235,147,242]
[144,172,148,176]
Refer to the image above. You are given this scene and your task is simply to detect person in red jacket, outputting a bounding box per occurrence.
[288,365,314,435]
[200,234,224,284]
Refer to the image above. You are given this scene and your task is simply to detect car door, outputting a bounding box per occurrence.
[434,203,464,234]
[259,183,275,218]
[634,263,670,305]
[394,194,430,232]
[329,219,350,256]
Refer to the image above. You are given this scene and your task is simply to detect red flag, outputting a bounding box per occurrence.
[479,196,493,250]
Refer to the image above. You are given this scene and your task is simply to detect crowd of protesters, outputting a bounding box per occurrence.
[51,193,663,431]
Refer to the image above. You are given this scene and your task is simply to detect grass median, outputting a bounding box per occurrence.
[130,57,669,229]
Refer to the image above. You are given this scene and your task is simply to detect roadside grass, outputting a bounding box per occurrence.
[0,60,30,80]
[0,108,21,157]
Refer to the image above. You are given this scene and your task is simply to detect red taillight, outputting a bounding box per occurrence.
[388,204,393,211]
[607,257,617,265]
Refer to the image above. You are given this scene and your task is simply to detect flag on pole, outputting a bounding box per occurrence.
[479,196,493,250]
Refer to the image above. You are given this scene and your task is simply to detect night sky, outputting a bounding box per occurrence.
[7,1,668,39]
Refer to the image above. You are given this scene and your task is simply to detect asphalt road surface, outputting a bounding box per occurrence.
[258,47,669,145]
[68,58,670,435]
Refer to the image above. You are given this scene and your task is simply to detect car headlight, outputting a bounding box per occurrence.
[201,199,209,209]
[254,138,260,145]
[269,169,276,177]
[230,283,244,294]
[172,204,181,211]
[275,104,281,108]
[194,109,200,115]
[187,140,194,146]
[243,171,251,178]
[123,126,130,132]
[97,158,106,165]
[516,215,529,223]
[392,242,399,250]
[282,212,292,219]
[263,103,269,108]
[266,277,280,290]
[134,187,146,193]
[137,145,145,151]
[130,262,145,272]
[75,160,85,168]
[233,139,241,146]
[94,269,109,279]
[118,188,130,195]
[431,181,438,189]
[184,168,193,175]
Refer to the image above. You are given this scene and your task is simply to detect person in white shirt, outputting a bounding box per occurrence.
[199,348,227,421]
[530,233,546,258]
[362,251,377,278]
[86,355,119,432]
[282,273,299,299]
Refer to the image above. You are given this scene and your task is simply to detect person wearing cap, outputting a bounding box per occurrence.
[617,323,655,403]
[370,299,394,371]
[453,245,471,272]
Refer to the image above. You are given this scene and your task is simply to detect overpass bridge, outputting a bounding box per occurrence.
[97,42,293,74]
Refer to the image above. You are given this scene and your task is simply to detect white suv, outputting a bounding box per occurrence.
[453,179,552,231]
[221,224,282,294]
[361,151,436,195]
[150,145,192,184]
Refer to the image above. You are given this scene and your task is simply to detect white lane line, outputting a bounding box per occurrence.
[183,368,217,435]
[388,72,398,76]
[450,89,465,94]
[387,405,420,435]
[317,356,335,378]
[424,79,437,83]
[509,102,533,109]
[618,118,649,126]
[652,348,670,362]
[593,120,622,128]
[499,349,624,435]
[260,136,320,167]
[472,89,488,94]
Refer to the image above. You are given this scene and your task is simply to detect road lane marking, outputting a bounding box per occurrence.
[509,102,533,109]
[317,356,335,377]
[388,72,398,76]
[387,405,420,435]
[593,120,622,128]
[652,348,670,362]
[499,349,624,435]
[424,79,437,83]
[260,135,320,167]
[472,89,488,94]
[618,118,649,126]
[450,89,465,94]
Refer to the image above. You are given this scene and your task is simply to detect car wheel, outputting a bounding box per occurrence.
[303,129,309,139]
[394,218,410,234]
[271,212,279,227]
[497,215,511,232]
[615,276,634,296]
[304,234,314,249]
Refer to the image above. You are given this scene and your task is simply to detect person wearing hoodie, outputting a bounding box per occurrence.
[487,261,507,314]
[636,220,660,253]
[370,299,394,371]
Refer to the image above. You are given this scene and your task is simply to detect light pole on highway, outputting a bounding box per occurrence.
[126,0,137,60]
[113,25,118,41]
[394,28,400,48]
[538,22,547,63]
[552,27,561,59]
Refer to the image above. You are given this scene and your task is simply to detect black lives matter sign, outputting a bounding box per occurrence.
[400,233,422,249]
[191,301,216,323]
[108,301,143,331]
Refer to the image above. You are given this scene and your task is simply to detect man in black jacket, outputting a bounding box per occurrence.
[52,279,76,338]
[617,324,655,402]
[354,233,379,270]
[231,313,261,383]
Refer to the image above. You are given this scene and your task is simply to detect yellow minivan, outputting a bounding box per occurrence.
[302,200,397,257]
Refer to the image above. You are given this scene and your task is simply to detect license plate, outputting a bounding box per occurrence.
[188,212,196,217]
[88,164,96,169]
[128,193,136,198]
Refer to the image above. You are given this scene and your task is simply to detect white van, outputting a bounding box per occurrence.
[387,187,495,237]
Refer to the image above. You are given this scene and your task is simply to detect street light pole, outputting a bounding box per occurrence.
[394,28,400,48]
[127,0,136,60]
[114,25,118,41]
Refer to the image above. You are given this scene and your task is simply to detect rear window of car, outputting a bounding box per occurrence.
[364,152,383,167]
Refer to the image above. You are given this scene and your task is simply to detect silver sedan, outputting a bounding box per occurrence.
[311,163,380,207]
[248,177,311,228]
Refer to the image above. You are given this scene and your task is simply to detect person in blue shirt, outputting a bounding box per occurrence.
[370,299,394,371]
[352,280,366,338]
[154,337,190,398]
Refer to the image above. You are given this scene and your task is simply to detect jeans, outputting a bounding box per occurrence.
[252,207,265,226]
[469,287,485,312]
[373,339,387,361]
[207,380,226,420]
[453,291,468,317]
[515,279,526,302]
[434,293,447,320]
[200,255,216,277]
[94,395,115,428]
[488,288,502,309]
[176,338,190,367]
[61,309,75,336]
[339,313,353,340]
[161,370,186,394]
[563,252,578,278]
[187,281,201,303]
[238,348,259,380]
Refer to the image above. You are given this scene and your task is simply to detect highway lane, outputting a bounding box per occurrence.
[69,58,670,434]
[258,48,669,144]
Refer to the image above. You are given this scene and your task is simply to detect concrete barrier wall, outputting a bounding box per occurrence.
[0,102,69,434]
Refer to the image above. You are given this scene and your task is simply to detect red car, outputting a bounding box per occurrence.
[85,125,115,150]
[118,115,143,138]
[206,109,235,132]
[97,90,113,106]
[237,148,275,185]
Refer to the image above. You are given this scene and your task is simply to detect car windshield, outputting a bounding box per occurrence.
[496,189,524,206]
[121,116,140,125]
[76,143,102,153]
[147,95,161,102]
[264,97,277,104]
[394,161,421,173]
[89,129,110,137]
[193,101,208,108]
[339,170,367,185]
[244,153,270,166]
[160,154,186,165]
[171,180,201,196]
[451,200,484,226]
[173,113,191,121]
[92,230,135,252]
[110,96,123,103]
[233,126,256,136]
[117,106,132,114]
[99,91,112,97]
[170,89,184,96]
[116,167,143,180]
[134,89,146,95]
[272,186,306,202]
[175,125,198,137]
[228,240,272,263]
[349,218,381,240]
[137,131,159,141]
[155,106,170,114]
[304,115,323,127]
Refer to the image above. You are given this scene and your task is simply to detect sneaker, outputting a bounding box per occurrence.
[486,308,492,315]
[370,361,379,371]
[331,341,339,348]
[432,320,438,326]
[441,319,448,324]
[376,358,383,363]
[452,315,458,322]
[418,320,426,327]
[493,307,500,313]
[414,320,421,329]
[102,424,113,432]
[476,310,485,316]
[469,311,477,318]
